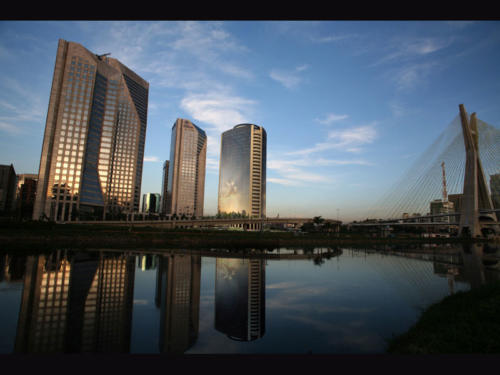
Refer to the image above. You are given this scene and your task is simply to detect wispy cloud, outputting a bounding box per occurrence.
[310,33,358,44]
[180,91,256,134]
[143,156,161,162]
[267,157,372,187]
[371,37,451,67]
[180,91,257,161]
[328,124,377,147]
[392,62,438,91]
[0,121,24,135]
[269,158,372,169]
[269,70,300,89]
[389,101,406,118]
[267,159,332,187]
[445,21,475,29]
[366,35,452,92]
[92,21,252,92]
[206,157,219,170]
[270,65,309,89]
[316,113,349,125]
[0,77,46,135]
[288,123,378,156]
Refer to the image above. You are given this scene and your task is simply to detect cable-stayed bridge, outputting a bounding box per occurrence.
[365,104,500,237]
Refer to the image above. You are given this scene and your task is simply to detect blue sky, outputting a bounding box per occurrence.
[1,21,500,221]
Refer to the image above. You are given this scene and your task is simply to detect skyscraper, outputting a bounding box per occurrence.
[33,39,149,222]
[142,193,160,213]
[0,164,17,215]
[218,124,266,218]
[16,174,38,219]
[165,119,207,218]
[161,160,169,214]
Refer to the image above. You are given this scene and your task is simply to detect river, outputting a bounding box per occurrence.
[1,243,499,354]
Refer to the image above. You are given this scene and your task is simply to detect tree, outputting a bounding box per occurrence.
[313,216,325,225]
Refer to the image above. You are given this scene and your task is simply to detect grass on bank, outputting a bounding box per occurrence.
[0,221,488,251]
[386,281,500,354]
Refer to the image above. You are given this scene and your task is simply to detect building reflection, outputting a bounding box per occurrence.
[433,243,500,294]
[155,254,201,354]
[14,250,135,353]
[1,253,27,283]
[138,254,157,271]
[215,258,265,341]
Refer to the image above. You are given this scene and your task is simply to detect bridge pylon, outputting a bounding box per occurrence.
[458,104,497,237]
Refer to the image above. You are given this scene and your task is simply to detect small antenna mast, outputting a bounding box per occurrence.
[96,53,111,60]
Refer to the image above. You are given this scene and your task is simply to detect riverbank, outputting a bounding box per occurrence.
[0,221,492,251]
[386,281,500,354]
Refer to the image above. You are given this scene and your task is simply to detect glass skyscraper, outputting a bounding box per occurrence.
[142,193,161,213]
[33,39,149,221]
[218,124,266,218]
[165,119,207,218]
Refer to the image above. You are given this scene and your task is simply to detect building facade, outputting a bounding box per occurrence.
[491,174,500,209]
[165,119,207,218]
[16,174,38,219]
[161,160,169,214]
[33,39,149,222]
[0,164,17,215]
[218,124,266,218]
[491,174,500,221]
[142,193,161,213]
[430,199,455,223]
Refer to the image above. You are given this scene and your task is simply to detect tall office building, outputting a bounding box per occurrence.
[142,193,160,213]
[0,164,17,214]
[218,124,266,218]
[17,175,38,219]
[165,119,207,218]
[33,39,149,222]
[160,160,169,214]
[16,174,38,198]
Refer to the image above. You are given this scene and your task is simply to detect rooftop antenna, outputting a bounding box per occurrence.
[441,161,448,202]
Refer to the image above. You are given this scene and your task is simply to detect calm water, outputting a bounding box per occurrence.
[1,244,499,354]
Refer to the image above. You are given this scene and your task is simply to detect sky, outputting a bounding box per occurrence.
[1,20,500,221]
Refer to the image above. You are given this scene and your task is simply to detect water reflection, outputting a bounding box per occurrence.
[0,244,498,354]
[14,250,135,353]
[215,258,265,341]
[156,254,200,354]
